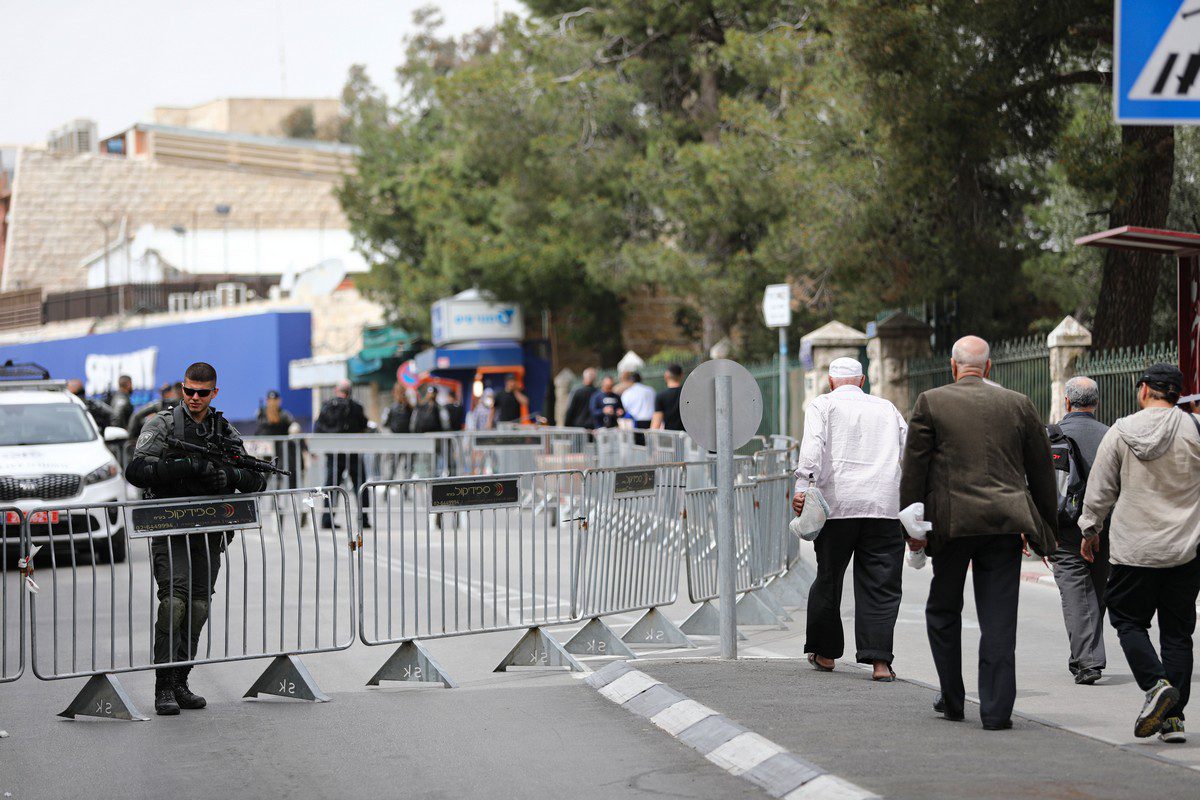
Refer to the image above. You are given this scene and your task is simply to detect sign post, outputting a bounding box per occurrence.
[762,284,792,436]
[680,359,763,660]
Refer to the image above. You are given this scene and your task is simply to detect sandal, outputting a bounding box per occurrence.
[873,666,896,682]
[808,653,835,672]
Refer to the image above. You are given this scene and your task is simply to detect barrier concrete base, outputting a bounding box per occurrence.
[565,617,637,658]
[753,587,793,622]
[494,626,585,672]
[244,655,331,702]
[367,640,457,688]
[778,558,817,599]
[765,574,807,609]
[621,607,695,649]
[58,673,149,721]
[679,601,747,640]
[735,591,787,628]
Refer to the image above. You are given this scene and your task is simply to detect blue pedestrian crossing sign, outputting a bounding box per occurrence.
[1117,0,1200,124]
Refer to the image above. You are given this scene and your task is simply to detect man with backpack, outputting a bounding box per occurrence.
[1047,376,1110,686]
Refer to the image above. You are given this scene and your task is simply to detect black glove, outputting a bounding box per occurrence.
[156,457,205,482]
[200,462,229,493]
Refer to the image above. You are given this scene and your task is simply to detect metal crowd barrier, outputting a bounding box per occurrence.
[357,471,587,686]
[681,464,796,633]
[27,487,356,720]
[2,507,25,684]
[568,463,692,655]
[459,430,594,476]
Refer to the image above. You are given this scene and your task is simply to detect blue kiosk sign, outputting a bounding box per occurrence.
[1116,1,1200,124]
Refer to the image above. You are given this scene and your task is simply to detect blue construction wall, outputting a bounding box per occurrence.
[0,311,312,430]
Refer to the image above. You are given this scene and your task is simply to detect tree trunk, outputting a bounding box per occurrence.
[1091,125,1175,350]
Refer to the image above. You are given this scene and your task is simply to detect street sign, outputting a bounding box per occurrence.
[762,284,792,328]
[680,359,763,452]
[1116,1,1200,124]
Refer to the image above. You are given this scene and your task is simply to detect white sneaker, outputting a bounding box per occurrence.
[1136,679,1179,739]
[1160,717,1186,743]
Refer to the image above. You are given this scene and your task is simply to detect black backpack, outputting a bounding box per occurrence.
[411,402,444,434]
[1046,423,1089,527]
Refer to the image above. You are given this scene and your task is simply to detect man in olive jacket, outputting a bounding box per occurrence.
[900,336,1058,730]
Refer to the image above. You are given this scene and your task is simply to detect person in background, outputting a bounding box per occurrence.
[620,371,655,444]
[901,335,1057,731]
[467,389,495,431]
[794,357,907,681]
[1048,376,1111,685]
[67,378,114,430]
[444,386,466,432]
[489,375,527,427]
[651,364,685,431]
[614,371,635,396]
[314,380,370,530]
[382,384,413,434]
[590,375,624,429]
[109,374,134,430]
[411,385,448,433]
[1078,364,1200,743]
[127,383,181,460]
[255,389,298,488]
[564,368,599,429]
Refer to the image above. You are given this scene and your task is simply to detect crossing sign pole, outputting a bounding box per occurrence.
[1116,0,1200,124]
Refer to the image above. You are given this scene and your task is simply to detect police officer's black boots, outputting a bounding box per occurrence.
[173,666,207,710]
[155,669,180,716]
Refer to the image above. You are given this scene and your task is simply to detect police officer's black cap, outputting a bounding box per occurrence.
[1135,363,1185,393]
[266,390,281,399]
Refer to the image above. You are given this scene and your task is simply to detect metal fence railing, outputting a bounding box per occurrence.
[990,336,1051,422]
[2,508,26,683]
[1075,341,1179,426]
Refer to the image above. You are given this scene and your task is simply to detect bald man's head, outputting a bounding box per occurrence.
[951,335,991,379]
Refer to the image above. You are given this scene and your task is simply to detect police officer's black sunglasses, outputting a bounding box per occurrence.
[182,387,214,397]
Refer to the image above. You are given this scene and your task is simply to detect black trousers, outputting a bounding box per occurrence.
[926,534,1021,725]
[804,517,904,664]
[1107,555,1200,721]
[322,453,369,523]
[152,533,224,675]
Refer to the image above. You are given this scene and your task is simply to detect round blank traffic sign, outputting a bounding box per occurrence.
[680,359,763,452]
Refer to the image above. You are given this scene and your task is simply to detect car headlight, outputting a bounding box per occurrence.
[84,462,120,485]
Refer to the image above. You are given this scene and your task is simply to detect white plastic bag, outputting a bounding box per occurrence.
[789,485,830,542]
[898,502,932,569]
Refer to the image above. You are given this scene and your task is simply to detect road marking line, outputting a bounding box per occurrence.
[651,699,718,735]
[705,731,785,775]
[599,671,660,704]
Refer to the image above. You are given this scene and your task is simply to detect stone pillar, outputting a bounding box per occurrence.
[553,369,577,426]
[1048,315,1092,422]
[867,311,932,414]
[800,321,868,411]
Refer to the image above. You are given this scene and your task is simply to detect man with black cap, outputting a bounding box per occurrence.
[1079,363,1200,743]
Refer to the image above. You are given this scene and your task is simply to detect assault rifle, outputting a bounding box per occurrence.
[165,435,292,477]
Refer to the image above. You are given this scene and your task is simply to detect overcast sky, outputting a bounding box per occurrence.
[1,0,523,144]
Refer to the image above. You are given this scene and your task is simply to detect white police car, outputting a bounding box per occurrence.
[0,362,129,562]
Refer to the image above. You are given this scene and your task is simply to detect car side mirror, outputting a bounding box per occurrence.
[103,427,128,443]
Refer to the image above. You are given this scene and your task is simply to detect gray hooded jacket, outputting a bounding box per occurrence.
[1078,407,1200,568]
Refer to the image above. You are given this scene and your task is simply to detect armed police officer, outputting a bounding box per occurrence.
[125,362,268,715]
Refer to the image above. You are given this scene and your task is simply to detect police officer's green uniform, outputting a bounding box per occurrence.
[125,404,267,714]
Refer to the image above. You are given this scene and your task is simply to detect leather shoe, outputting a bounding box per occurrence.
[1075,667,1102,685]
[933,693,964,721]
[983,720,1013,731]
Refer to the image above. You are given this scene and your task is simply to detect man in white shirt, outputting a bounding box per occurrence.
[620,371,656,445]
[793,357,907,681]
